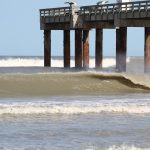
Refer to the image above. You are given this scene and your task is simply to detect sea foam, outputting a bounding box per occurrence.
[1,145,150,150]
[0,98,150,115]
[0,57,130,68]
[107,145,150,150]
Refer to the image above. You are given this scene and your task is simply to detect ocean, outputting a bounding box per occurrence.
[0,56,150,150]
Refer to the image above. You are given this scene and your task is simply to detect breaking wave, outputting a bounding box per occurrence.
[0,57,149,98]
[0,72,149,98]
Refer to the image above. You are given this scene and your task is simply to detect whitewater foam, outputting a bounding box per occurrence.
[0,57,130,68]
[107,145,150,150]
[0,98,150,115]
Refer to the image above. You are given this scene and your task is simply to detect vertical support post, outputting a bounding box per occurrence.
[95,29,103,69]
[44,30,51,67]
[75,29,83,68]
[64,30,70,68]
[83,30,89,69]
[116,27,127,72]
[144,27,150,73]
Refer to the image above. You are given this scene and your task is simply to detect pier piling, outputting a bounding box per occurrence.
[64,30,70,68]
[95,29,103,69]
[83,30,90,69]
[144,27,150,73]
[44,30,51,67]
[75,30,83,68]
[116,27,127,72]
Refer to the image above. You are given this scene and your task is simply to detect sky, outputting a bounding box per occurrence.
[0,0,144,56]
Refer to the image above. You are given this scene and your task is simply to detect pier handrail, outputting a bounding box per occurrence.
[80,0,150,15]
[40,0,150,18]
[80,3,116,15]
[40,6,79,17]
[40,7,70,17]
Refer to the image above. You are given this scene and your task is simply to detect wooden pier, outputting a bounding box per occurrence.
[40,0,150,72]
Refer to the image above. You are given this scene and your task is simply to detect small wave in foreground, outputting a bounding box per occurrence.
[0,98,150,115]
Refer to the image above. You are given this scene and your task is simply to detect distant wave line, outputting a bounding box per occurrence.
[0,57,130,68]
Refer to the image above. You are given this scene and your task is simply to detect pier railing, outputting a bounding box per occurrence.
[80,0,150,21]
[80,0,150,14]
[40,6,80,23]
[40,6,79,17]
[40,7,71,17]
[40,1,150,17]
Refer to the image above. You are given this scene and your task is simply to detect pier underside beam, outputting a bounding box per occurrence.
[64,30,70,68]
[75,30,83,68]
[44,30,51,67]
[95,29,103,69]
[83,30,89,69]
[144,27,150,73]
[116,27,127,72]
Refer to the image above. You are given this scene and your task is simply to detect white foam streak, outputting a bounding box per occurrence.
[0,58,43,67]
[0,57,130,68]
[0,100,150,115]
[108,145,150,150]
[1,145,150,150]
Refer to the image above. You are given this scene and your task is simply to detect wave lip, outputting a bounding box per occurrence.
[0,100,150,115]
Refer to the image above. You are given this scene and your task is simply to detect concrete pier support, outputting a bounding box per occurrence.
[44,30,51,67]
[116,27,127,72]
[83,30,89,69]
[144,27,150,73]
[95,29,103,69]
[75,30,83,68]
[64,30,70,68]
